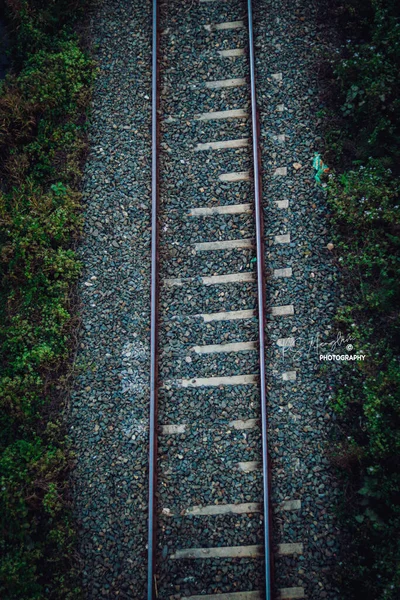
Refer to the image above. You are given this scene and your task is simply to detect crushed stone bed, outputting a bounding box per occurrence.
[69,0,152,598]
[70,0,342,598]
[255,0,342,597]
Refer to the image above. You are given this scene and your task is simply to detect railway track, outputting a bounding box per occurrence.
[147,1,304,598]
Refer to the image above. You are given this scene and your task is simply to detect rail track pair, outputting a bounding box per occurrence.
[148,1,272,598]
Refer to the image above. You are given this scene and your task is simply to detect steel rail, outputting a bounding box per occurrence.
[247,1,273,598]
[147,0,159,598]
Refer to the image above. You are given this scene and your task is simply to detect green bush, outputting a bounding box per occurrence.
[326,0,400,597]
[0,0,93,597]
[334,0,400,162]
[329,160,400,316]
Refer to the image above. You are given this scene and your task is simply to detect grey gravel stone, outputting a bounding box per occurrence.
[69,0,343,598]
[255,0,342,597]
[69,1,152,598]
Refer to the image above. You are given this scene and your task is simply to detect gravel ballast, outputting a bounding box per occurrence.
[255,0,342,597]
[69,0,343,598]
[69,1,152,598]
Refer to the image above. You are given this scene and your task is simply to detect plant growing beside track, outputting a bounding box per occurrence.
[0,1,94,598]
[323,0,400,597]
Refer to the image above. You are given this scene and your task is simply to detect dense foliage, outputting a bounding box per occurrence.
[325,0,400,597]
[0,1,93,598]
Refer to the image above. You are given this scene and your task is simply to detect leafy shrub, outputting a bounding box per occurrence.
[334,0,400,163]
[0,0,93,598]
[329,160,400,317]
[326,0,400,597]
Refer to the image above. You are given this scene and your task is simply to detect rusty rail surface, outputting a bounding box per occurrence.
[147,0,159,598]
[247,0,273,597]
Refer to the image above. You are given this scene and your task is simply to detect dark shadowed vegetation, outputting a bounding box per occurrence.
[0,1,94,598]
[323,0,400,597]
